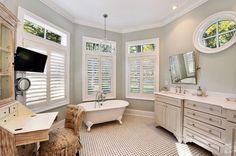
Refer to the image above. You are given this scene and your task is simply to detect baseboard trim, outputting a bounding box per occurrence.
[53,109,154,129]
[124,109,154,119]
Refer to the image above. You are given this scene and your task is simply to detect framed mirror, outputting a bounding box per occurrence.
[169,51,197,84]
[15,77,31,92]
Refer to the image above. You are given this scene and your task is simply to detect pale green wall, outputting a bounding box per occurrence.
[2,0,236,116]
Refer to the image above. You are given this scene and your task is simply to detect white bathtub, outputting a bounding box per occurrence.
[78,100,129,131]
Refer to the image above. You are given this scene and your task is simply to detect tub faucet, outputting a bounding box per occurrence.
[95,90,105,108]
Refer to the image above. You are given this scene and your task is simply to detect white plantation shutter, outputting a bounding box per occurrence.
[85,55,114,99]
[26,72,47,105]
[101,57,112,94]
[128,58,155,95]
[86,56,100,95]
[128,59,141,93]
[50,52,66,101]
[142,58,155,94]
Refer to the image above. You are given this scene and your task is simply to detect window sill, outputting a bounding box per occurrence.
[29,100,69,113]
[125,96,154,101]
[82,96,116,102]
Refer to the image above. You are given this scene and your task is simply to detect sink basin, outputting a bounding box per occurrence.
[160,91,186,96]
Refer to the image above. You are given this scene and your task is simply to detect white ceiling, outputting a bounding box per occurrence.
[40,0,208,33]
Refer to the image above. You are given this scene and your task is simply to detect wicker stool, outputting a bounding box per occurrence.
[39,105,84,156]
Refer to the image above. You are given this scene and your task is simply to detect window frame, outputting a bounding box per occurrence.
[82,36,116,101]
[125,38,159,100]
[17,7,70,113]
[193,11,236,53]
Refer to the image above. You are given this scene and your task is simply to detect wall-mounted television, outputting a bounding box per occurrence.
[14,47,47,73]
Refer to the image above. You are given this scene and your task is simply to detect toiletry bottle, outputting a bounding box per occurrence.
[197,86,203,96]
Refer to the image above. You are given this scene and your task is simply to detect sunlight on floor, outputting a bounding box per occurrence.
[175,143,193,156]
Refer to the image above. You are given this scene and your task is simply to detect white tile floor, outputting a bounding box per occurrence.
[80,115,212,156]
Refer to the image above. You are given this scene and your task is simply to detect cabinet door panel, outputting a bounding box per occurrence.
[225,122,236,156]
[155,102,166,127]
[166,105,181,134]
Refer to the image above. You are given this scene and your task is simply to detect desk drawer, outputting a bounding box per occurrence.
[0,107,9,119]
[184,128,224,155]
[10,104,17,113]
[184,117,225,143]
[185,100,222,117]
[185,108,225,129]
[0,112,17,123]
[155,94,182,107]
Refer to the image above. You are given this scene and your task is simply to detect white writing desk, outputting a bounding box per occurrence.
[0,101,58,146]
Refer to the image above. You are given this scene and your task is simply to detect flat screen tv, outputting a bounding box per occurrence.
[14,47,47,73]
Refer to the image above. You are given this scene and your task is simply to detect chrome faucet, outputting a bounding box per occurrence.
[175,86,182,94]
[95,90,106,108]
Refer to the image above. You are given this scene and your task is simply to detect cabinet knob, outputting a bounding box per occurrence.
[193,104,196,107]
[193,113,196,116]
[209,118,212,121]
[209,130,212,133]
[192,124,195,127]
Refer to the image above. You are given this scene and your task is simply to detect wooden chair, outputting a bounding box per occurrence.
[39,105,85,156]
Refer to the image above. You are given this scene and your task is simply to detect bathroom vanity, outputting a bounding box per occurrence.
[155,91,236,156]
[155,93,184,143]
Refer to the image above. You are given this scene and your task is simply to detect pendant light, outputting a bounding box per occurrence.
[100,14,112,53]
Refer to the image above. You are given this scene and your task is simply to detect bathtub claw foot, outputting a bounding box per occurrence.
[117,116,123,124]
[86,121,93,132]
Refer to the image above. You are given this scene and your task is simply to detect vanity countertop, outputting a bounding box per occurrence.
[155,91,236,111]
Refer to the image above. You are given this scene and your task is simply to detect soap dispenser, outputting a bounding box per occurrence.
[197,86,203,96]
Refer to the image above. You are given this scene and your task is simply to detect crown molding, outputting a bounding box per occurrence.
[40,0,75,22]
[121,0,208,33]
[74,19,122,33]
[40,0,208,33]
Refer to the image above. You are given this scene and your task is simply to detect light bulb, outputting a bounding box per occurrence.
[172,5,177,10]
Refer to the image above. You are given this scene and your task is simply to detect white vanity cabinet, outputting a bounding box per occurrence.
[155,94,183,143]
[183,100,226,156]
[225,109,236,156]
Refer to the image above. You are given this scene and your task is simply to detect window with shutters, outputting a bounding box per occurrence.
[17,7,70,112]
[82,37,116,101]
[126,39,159,100]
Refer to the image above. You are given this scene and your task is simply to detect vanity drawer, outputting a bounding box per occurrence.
[184,128,225,155]
[185,100,222,117]
[225,109,236,123]
[184,108,225,128]
[184,117,225,143]
[155,94,182,107]
[0,107,9,119]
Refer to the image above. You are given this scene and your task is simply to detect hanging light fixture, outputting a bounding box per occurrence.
[100,14,112,53]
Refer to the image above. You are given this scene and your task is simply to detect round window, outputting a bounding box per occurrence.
[193,11,236,53]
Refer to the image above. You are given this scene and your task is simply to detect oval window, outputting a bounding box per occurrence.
[193,11,236,53]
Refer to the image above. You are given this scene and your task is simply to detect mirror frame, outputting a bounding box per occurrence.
[169,51,198,85]
[15,77,31,92]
